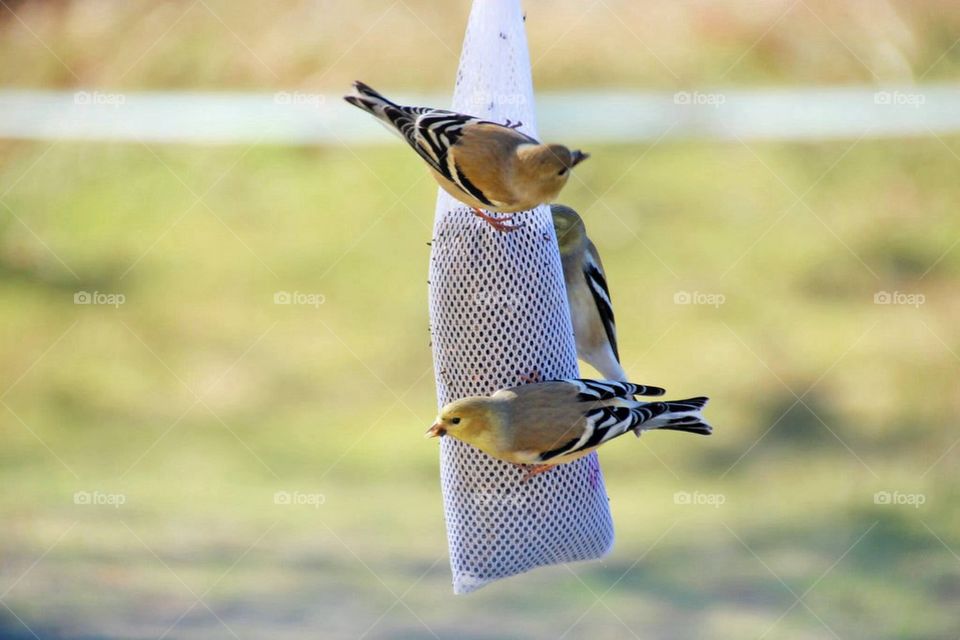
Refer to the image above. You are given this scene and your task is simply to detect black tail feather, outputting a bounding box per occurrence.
[637,396,713,436]
[658,422,713,436]
[353,81,388,100]
[347,81,398,107]
[665,396,709,411]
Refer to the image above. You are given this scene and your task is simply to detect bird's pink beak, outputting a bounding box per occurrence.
[425,422,446,438]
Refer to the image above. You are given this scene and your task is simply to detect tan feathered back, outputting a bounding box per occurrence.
[452,123,533,206]
[493,382,590,454]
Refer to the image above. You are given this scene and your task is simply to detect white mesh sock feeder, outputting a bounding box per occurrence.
[429,0,615,594]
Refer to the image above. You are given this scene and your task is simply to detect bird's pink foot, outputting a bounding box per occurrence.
[520,463,554,483]
[470,207,524,233]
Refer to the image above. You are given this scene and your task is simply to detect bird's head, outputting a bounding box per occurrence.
[517,144,589,199]
[550,204,587,256]
[425,397,495,442]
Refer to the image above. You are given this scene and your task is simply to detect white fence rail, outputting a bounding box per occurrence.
[1,85,958,144]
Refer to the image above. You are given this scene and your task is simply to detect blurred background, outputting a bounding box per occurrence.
[1,0,959,638]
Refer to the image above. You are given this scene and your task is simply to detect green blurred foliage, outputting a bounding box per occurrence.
[2,137,959,638]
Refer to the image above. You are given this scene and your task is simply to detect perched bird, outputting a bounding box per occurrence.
[551,204,627,381]
[426,378,711,479]
[344,81,589,231]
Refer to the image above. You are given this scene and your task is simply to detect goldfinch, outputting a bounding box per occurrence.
[552,204,627,381]
[344,81,589,231]
[426,379,711,479]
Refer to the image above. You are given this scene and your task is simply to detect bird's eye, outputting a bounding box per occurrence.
[451,417,461,425]
[557,168,568,176]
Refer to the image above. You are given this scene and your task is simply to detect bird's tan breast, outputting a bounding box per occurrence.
[560,254,606,354]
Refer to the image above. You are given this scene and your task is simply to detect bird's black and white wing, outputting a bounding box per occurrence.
[410,111,504,205]
[535,396,711,462]
[536,403,669,462]
[558,378,666,401]
[582,248,619,361]
[344,81,535,206]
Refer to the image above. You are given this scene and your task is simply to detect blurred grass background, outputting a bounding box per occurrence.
[2,1,960,638]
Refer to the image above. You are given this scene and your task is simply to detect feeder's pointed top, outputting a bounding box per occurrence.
[452,0,538,138]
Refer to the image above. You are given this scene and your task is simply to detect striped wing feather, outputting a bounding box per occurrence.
[583,239,619,360]
[558,378,666,400]
[537,403,667,462]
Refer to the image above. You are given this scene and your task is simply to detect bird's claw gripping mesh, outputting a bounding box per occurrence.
[428,0,614,594]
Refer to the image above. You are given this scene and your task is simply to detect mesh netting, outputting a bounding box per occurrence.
[428,0,615,594]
